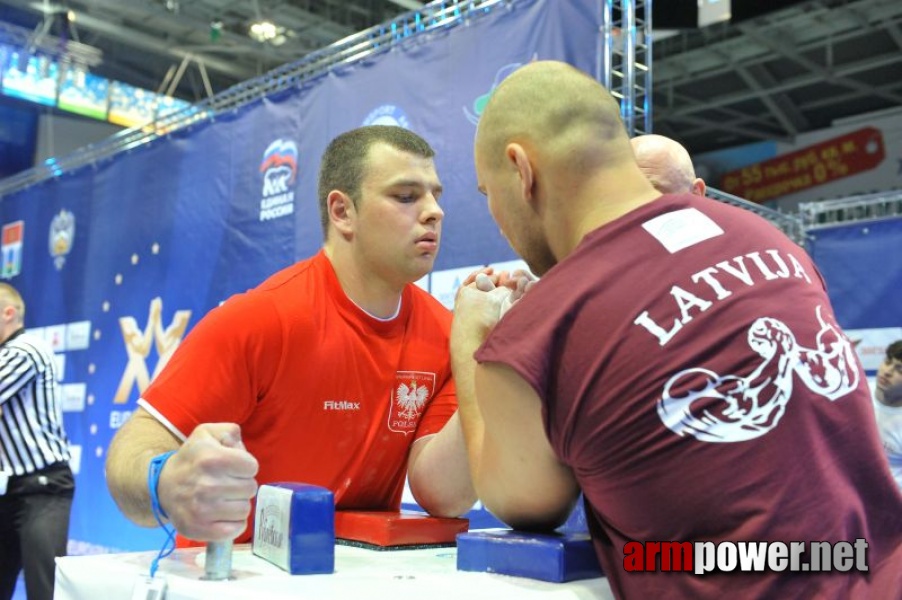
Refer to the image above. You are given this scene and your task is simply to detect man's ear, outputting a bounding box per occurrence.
[692,178,707,197]
[506,143,535,206]
[327,190,356,239]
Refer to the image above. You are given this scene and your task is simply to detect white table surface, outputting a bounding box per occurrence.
[54,543,615,600]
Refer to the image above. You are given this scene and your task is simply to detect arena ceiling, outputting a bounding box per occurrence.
[0,0,899,156]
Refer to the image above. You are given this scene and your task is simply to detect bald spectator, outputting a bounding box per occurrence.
[631,133,706,196]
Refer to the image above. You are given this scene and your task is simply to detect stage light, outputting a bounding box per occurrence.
[249,20,278,42]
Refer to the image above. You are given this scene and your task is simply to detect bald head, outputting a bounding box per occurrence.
[475,60,633,173]
[472,61,662,274]
[630,134,706,196]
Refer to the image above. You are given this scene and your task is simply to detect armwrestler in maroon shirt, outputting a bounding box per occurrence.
[450,60,902,599]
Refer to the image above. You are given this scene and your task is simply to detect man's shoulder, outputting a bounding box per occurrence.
[407,284,452,323]
[12,330,51,349]
[210,255,328,335]
[255,254,321,293]
[219,255,322,315]
[2,331,55,366]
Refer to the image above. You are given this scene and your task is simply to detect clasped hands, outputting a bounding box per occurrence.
[454,267,536,335]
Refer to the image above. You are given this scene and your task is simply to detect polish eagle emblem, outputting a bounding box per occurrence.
[395,381,429,420]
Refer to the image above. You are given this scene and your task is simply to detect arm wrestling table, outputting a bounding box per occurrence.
[53,542,615,600]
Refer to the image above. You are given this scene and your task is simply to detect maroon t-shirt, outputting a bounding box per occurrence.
[477,194,902,598]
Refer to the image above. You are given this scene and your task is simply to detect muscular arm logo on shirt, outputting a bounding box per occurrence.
[657,306,860,443]
[793,306,860,400]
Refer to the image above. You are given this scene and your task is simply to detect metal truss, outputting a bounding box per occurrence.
[0,0,511,198]
[799,189,902,230]
[707,187,807,247]
[601,0,652,136]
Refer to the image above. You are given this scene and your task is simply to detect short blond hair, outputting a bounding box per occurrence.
[0,283,25,324]
[475,61,631,173]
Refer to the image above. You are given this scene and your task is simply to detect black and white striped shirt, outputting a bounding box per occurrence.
[0,328,71,476]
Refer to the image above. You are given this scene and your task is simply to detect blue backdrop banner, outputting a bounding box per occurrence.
[807,217,902,330]
[806,217,902,376]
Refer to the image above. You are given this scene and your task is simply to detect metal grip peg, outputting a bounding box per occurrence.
[202,540,233,580]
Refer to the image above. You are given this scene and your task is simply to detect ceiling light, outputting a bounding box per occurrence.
[249,20,279,42]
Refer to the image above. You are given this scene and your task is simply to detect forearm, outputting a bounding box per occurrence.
[449,326,487,483]
[407,412,477,517]
[475,436,579,532]
[105,409,180,527]
[470,363,582,532]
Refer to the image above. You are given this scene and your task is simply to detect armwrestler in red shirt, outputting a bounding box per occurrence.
[106,125,475,544]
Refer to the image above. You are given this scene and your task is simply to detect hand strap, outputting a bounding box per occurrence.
[147,450,177,578]
[148,450,176,523]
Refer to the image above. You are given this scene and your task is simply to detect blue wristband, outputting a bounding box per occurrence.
[148,450,176,524]
[147,450,177,578]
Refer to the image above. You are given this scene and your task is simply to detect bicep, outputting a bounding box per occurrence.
[475,362,580,531]
[413,374,457,438]
[405,372,458,473]
[109,407,181,463]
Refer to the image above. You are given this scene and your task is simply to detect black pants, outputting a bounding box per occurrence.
[0,463,74,600]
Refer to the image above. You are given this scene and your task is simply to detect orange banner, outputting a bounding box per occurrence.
[720,127,885,203]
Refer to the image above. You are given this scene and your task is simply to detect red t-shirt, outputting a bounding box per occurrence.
[477,195,902,598]
[141,251,456,543]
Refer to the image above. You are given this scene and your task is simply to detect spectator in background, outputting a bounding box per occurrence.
[0,283,74,600]
[105,125,475,546]
[631,133,706,196]
[873,340,902,491]
[451,60,902,598]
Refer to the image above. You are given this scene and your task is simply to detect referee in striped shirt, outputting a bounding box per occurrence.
[0,283,74,600]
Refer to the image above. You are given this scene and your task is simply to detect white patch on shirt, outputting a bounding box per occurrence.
[641,208,724,253]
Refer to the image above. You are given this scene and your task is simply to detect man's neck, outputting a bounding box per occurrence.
[877,388,902,408]
[0,325,24,346]
[557,176,661,261]
[323,245,405,320]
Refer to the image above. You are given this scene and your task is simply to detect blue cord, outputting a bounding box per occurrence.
[147,450,177,578]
